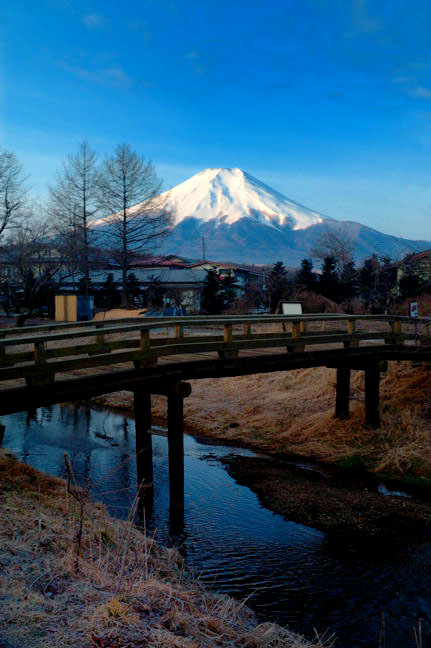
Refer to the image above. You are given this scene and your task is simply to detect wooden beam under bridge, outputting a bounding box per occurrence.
[331,360,387,426]
[133,381,191,522]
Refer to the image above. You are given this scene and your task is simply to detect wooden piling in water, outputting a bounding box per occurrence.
[133,389,153,501]
[167,382,186,515]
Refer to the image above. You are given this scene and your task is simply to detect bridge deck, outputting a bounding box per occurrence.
[0,313,429,415]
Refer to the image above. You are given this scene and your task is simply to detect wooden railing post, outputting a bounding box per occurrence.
[95,323,105,346]
[291,321,300,338]
[89,322,111,355]
[134,329,155,369]
[345,319,359,348]
[218,323,238,359]
[243,321,251,336]
[175,324,184,340]
[224,323,233,343]
[27,341,54,386]
[288,321,305,353]
[34,341,47,365]
[385,319,402,345]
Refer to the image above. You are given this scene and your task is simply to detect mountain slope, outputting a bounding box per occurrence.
[157,168,430,264]
[95,166,430,265]
[161,167,327,230]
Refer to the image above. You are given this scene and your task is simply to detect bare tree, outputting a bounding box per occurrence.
[310,225,354,273]
[0,150,28,239]
[2,217,64,323]
[48,141,100,294]
[97,144,173,305]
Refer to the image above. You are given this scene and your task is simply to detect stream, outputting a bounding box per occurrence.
[3,403,431,648]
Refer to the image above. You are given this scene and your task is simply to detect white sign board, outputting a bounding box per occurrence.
[409,301,419,318]
[281,301,303,315]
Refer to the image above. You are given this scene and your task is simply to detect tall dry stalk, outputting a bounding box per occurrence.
[64,452,88,572]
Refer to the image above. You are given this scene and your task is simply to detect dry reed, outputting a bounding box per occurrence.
[0,448,328,648]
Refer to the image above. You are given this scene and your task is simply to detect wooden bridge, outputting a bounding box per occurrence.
[1,313,430,516]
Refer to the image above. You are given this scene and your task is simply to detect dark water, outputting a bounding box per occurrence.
[3,404,431,648]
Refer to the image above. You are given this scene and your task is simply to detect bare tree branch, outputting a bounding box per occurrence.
[310,225,354,273]
[48,141,100,293]
[96,144,174,305]
[0,150,28,238]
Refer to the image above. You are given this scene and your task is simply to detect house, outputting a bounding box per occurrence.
[56,257,267,313]
[190,260,266,289]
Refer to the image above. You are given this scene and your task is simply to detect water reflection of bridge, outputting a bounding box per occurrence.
[0,313,430,518]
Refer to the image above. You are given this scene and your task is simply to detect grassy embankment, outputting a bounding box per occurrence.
[98,360,431,480]
[0,449,328,648]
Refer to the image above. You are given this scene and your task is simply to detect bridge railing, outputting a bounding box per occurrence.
[0,314,429,386]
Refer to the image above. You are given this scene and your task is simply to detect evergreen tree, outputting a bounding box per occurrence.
[126,272,141,305]
[266,261,290,312]
[358,257,378,308]
[318,256,340,301]
[399,269,424,299]
[219,274,239,310]
[376,257,397,311]
[145,275,165,308]
[339,260,358,301]
[295,258,317,292]
[98,273,121,309]
[202,270,224,314]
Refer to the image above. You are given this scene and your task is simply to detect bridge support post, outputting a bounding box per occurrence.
[133,389,153,504]
[335,366,350,419]
[364,363,380,428]
[167,382,191,519]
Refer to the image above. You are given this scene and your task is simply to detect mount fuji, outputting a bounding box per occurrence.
[108,167,430,266]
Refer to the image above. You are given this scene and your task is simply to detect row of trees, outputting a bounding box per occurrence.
[0,144,428,317]
[264,254,422,314]
[0,142,173,312]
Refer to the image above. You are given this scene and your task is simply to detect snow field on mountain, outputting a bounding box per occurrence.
[161,167,326,230]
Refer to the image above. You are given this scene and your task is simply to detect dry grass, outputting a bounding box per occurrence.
[0,449,327,648]
[95,359,431,478]
[181,361,431,477]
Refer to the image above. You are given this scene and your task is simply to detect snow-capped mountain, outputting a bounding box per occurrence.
[158,168,430,265]
[161,167,327,231]
[94,167,431,265]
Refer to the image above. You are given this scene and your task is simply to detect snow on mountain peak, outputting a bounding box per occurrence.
[161,167,326,230]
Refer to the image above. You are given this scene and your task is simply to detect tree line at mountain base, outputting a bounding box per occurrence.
[206,253,429,317]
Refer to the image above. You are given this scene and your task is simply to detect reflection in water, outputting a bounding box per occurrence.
[3,404,431,648]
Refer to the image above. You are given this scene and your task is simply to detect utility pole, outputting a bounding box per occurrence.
[201,237,206,261]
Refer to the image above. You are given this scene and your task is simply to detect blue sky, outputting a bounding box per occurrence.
[2,0,431,240]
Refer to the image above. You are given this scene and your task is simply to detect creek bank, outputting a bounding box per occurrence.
[0,448,323,648]
[221,454,431,542]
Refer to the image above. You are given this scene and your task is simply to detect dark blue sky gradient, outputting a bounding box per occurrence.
[2,0,431,240]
